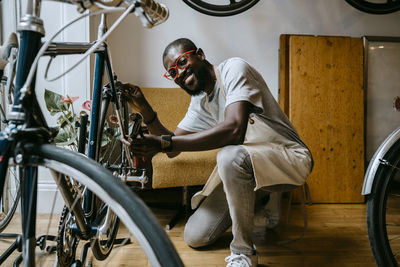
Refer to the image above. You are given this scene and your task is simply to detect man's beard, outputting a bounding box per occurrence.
[181,66,208,96]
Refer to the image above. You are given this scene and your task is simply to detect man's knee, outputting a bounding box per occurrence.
[217,145,247,169]
[217,145,252,181]
[184,216,215,248]
[184,194,231,248]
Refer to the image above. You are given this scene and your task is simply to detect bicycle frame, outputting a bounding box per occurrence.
[0,8,43,267]
[0,1,147,265]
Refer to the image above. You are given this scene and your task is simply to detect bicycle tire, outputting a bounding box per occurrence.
[345,0,400,14]
[0,163,21,232]
[20,143,183,266]
[183,0,260,16]
[366,138,400,267]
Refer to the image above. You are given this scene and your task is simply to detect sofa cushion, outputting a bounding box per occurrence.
[141,88,218,189]
[152,150,219,188]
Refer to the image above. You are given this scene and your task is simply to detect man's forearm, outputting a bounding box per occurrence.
[135,104,173,136]
[146,114,174,136]
[171,120,247,152]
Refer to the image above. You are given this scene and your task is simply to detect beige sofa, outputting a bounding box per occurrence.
[141,88,219,189]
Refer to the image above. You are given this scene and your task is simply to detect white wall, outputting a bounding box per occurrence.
[101,0,400,99]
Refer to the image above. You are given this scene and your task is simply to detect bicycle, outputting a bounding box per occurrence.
[181,0,400,16]
[363,93,400,266]
[0,0,184,266]
[344,0,400,14]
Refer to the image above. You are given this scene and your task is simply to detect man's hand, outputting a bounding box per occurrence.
[121,83,152,114]
[123,134,162,158]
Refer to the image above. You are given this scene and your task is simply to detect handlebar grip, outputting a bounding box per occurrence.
[134,0,169,28]
[0,33,18,70]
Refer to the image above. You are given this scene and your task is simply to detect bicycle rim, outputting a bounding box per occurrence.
[183,0,260,16]
[367,140,400,267]
[0,163,21,232]
[345,0,400,14]
[18,143,183,266]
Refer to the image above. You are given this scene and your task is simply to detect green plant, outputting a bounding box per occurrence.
[44,89,87,150]
[44,89,131,155]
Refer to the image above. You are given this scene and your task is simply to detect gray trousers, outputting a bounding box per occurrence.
[184,145,258,256]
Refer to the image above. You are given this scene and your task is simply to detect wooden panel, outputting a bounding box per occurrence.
[287,35,364,203]
[278,34,290,114]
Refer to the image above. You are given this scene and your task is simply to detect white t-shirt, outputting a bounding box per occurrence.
[178,57,308,149]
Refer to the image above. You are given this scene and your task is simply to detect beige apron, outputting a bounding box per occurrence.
[191,66,312,209]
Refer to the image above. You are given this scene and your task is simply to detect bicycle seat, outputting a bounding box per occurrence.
[0,32,18,71]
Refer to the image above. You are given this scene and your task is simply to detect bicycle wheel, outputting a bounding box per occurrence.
[17,143,183,266]
[183,0,260,16]
[88,82,127,260]
[366,138,400,267]
[0,162,21,232]
[345,0,400,14]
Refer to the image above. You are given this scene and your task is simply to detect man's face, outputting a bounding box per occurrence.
[163,46,208,96]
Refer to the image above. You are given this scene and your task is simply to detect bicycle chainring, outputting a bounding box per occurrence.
[56,205,79,266]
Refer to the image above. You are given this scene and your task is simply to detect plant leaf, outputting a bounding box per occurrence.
[44,89,70,115]
[54,126,77,146]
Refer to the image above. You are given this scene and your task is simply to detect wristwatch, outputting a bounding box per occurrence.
[160,135,173,152]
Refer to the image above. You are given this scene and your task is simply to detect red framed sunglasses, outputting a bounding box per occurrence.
[163,50,196,81]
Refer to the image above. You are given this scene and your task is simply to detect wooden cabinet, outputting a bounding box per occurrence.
[279,35,364,203]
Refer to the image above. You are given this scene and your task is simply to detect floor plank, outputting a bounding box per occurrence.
[0,203,376,266]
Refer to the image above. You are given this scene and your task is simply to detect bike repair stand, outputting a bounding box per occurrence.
[0,233,57,266]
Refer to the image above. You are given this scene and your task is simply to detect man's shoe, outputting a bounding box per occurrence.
[225,251,257,267]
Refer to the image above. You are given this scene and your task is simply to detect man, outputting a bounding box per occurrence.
[123,38,312,267]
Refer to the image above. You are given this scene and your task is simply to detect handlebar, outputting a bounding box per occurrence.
[133,0,169,28]
[51,0,168,28]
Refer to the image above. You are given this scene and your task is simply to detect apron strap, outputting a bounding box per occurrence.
[214,65,254,124]
[213,65,226,101]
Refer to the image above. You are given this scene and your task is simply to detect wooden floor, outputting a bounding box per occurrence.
[0,203,376,266]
